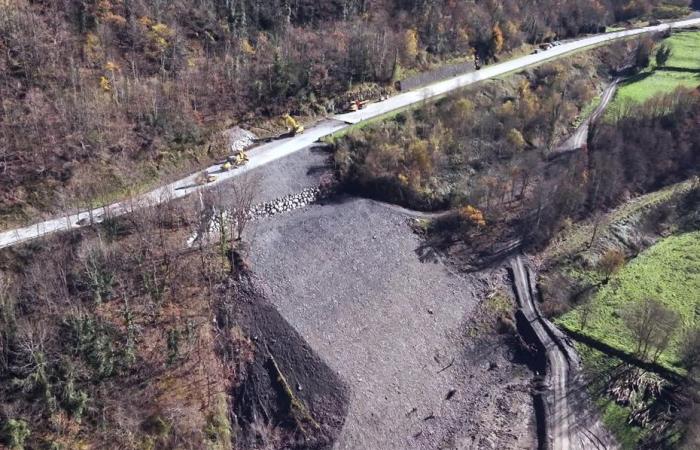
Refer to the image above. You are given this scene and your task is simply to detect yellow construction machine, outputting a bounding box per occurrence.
[221,151,249,171]
[281,114,304,136]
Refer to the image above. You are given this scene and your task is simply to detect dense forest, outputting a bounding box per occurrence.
[0,0,690,226]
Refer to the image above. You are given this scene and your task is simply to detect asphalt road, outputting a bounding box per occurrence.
[2,17,700,250]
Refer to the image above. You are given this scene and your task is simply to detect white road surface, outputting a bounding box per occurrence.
[2,17,699,249]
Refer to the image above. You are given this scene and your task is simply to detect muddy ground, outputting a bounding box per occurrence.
[246,197,536,449]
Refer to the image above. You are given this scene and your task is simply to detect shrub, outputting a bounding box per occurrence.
[64,314,119,378]
[597,248,626,282]
[1,418,30,450]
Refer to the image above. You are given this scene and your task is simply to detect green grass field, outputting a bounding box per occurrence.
[607,30,700,119]
[558,231,700,371]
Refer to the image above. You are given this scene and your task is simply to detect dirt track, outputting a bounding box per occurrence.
[511,256,614,450]
[248,198,536,449]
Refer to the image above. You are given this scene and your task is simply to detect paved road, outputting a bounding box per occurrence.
[555,79,620,154]
[2,17,699,250]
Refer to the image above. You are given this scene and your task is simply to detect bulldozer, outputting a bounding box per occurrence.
[196,171,218,185]
[281,114,304,136]
[221,151,249,171]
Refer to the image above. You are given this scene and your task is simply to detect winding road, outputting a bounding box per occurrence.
[512,256,612,450]
[512,256,572,450]
[555,79,620,154]
[1,18,700,250]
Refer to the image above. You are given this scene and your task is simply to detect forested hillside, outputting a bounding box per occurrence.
[0,0,689,226]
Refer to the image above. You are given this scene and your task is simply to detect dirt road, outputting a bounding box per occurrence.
[511,256,614,450]
[555,79,620,154]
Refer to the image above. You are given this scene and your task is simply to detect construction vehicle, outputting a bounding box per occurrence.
[196,171,218,185]
[346,99,370,112]
[281,114,304,136]
[221,151,249,171]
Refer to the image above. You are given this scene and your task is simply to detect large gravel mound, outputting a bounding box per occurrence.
[248,197,534,449]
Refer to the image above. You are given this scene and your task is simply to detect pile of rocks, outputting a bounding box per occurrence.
[248,186,324,219]
[223,126,257,153]
[187,186,329,247]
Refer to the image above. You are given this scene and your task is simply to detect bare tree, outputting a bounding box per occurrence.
[229,174,260,242]
[622,298,679,363]
[0,273,16,371]
[680,328,700,377]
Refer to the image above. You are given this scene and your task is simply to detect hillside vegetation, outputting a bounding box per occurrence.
[0,0,689,228]
[608,29,700,119]
[0,199,234,449]
[552,229,700,449]
[333,38,700,267]
[0,189,347,449]
[559,231,700,370]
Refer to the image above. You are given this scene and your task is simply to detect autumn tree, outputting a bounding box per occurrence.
[597,248,625,282]
[506,128,526,150]
[490,23,504,57]
[402,29,419,64]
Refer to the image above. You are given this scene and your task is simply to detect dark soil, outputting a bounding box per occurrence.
[217,279,349,449]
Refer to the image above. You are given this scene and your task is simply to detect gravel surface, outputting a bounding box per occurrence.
[248,198,535,449]
[242,144,333,204]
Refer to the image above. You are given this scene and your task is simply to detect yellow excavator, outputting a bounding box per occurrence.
[281,114,304,136]
[221,151,249,171]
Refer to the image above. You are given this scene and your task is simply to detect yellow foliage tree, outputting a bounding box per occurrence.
[104,61,119,72]
[408,139,433,180]
[459,205,486,227]
[453,98,474,118]
[99,76,111,92]
[490,23,504,55]
[506,128,526,150]
[240,38,256,55]
[517,80,539,119]
[84,33,102,65]
[149,23,173,50]
[403,29,419,63]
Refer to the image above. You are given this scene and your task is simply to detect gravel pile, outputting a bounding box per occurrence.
[223,126,257,153]
[248,198,536,450]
